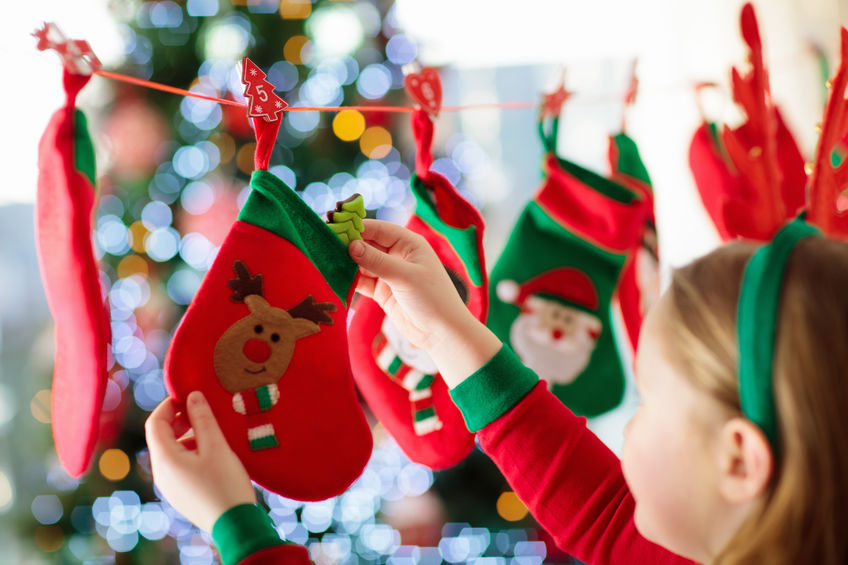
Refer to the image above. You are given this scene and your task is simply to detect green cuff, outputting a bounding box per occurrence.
[449,345,539,432]
[212,504,285,565]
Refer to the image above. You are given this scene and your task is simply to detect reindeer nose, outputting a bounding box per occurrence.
[243,339,271,363]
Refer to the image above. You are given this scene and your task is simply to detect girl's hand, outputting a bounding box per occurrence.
[349,219,475,351]
[349,219,501,388]
[145,391,256,532]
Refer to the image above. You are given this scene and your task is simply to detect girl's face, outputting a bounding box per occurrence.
[621,292,727,563]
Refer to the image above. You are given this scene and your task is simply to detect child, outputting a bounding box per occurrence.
[145,218,848,565]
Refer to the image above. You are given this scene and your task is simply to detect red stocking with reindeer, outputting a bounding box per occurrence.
[165,94,372,499]
[348,107,483,470]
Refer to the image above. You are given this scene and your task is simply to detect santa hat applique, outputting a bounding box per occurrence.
[496,267,600,314]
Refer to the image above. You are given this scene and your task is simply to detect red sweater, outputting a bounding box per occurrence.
[213,346,696,565]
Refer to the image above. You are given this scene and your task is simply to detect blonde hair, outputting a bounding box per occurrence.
[664,238,848,565]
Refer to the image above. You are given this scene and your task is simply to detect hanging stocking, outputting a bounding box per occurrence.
[488,116,649,417]
[35,67,111,478]
[165,108,372,500]
[348,109,483,469]
[688,3,807,242]
[607,66,660,351]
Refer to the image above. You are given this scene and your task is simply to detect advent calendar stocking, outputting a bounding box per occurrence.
[165,107,372,500]
[488,117,650,417]
[35,67,111,478]
[608,132,659,351]
[348,109,482,469]
[688,3,806,242]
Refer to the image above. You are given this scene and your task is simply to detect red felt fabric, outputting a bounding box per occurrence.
[165,114,371,500]
[608,137,658,352]
[166,221,372,500]
[478,383,697,565]
[237,544,311,565]
[538,154,647,254]
[35,69,110,478]
[348,110,483,469]
[689,113,806,242]
[688,4,807,243]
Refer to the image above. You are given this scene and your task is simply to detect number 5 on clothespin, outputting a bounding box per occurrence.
[241,57,288,122]
[33,22,101,76]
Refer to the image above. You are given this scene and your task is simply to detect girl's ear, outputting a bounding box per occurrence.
[715,417,774,504]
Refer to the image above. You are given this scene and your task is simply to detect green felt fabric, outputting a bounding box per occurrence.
[612,133,651,186]
[73,110,96,186]
[487,201,627,416]
[737,218,820,451]
[411,175,484,287]
[238,170,358,305]
[449,345,539,432]
[211,504,286,565]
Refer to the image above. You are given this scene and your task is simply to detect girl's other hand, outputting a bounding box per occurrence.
[145,391,256,532]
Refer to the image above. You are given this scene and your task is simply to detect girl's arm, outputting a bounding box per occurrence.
[351,220,695,565]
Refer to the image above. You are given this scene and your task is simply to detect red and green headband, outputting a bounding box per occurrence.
[737,218,821,451]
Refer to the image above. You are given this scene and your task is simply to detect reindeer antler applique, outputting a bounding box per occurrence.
[228,260,336,323]
[720,2,806,240]
[228,260,264,302]
[288,296,336,326]
[807,27,848,238]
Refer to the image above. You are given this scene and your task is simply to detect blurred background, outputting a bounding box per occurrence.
[1,0,845,563]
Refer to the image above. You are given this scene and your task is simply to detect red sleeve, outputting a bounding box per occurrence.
[238,544,312,565]
[477,383,697,565]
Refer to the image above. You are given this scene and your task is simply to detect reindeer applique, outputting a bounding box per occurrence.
[213,260,336,450]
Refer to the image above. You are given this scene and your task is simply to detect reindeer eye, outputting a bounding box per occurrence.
[254,325,263,334]
[271,333,280,342]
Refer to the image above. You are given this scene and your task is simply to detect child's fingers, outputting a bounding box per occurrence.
[360,219,409,249]
[172,411,191,439]
[184,391,227,455]
[145,398,183,460]
[349,239,412,282]
[355,274,377,299]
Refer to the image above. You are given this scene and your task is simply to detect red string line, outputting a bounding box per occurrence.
[94,68,540,113]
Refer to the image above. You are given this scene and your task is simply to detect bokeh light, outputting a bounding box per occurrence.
[333,110,366,141]
[385,34,417,65]
[280,0,312,20]
[117,255,150,279]
[30,390,52,424]
[284,35,312,66]
[360,126,392,159]
[34,525,65,553]
[356,64,392,99]
[32,494,64,525]
[202,16,250,60]
[99,449,132,482]
[0,469,14,513]
[268,60,300,92]
[496,491,529,522]
[307,4,365,58]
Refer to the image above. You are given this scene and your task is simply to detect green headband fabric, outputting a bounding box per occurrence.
[737,218,821,451]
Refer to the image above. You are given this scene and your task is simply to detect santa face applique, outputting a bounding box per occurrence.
[497,267,603,387]
[213,260,335,450]
[510,295,602,386]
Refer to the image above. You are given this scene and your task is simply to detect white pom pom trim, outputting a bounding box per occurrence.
[497,279,520,303]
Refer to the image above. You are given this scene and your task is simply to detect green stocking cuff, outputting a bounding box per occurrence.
[212,503,285,565]
[449,345,539,432]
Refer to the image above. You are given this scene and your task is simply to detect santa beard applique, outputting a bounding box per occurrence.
[508,295,602,387]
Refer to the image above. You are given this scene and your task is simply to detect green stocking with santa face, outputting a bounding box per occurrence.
[487,119,650,417]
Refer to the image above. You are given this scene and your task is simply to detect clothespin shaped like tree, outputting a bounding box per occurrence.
[241,57,288,122]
